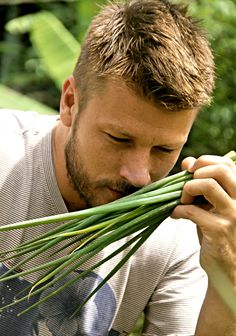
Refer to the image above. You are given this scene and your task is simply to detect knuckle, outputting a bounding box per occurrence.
[218,162,231,175]
[197,155,207,164]
[217,216,236,243]
[206,178,218,191]
[218,217,230,232]
[183,180,191,190]
[209,216,229,235]
[183,205,197,218]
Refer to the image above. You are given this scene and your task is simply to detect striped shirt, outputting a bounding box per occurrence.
[0,109,207,336]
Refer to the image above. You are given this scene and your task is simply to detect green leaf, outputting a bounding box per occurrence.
[0,84,57,115]
[6,11,81,89]
[31,11,80,88]
[5,13,36,34]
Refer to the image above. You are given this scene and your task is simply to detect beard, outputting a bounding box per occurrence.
[64,132,139,209]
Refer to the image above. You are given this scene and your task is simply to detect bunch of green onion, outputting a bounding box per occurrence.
[0,151,235,316]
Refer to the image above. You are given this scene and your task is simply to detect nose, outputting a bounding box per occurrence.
[119,151,151,188]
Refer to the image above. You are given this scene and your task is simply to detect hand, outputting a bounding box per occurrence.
[172,155,236,284]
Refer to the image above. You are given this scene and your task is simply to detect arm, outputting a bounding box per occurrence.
[172,155,236,336]
[195,282,236,335]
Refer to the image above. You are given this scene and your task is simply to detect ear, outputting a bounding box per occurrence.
[60,75,79,127]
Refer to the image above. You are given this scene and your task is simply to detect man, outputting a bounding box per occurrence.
[0,0,236,335]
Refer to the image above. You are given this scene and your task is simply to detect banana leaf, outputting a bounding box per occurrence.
[5,11,81,89]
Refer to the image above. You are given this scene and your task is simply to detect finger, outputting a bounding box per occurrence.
[181,156,196,172]
[172,203,226,236]
[193,163,236,199]
[190,155,236,174]
[172,204,236,279]
[181,178,232,213]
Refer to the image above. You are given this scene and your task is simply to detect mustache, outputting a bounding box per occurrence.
[106,180,141,196]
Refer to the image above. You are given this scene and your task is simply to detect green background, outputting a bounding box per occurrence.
[0,0,236,333]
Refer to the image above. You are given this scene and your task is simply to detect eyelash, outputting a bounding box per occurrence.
[107,134,174,153]
[108,134,130,143]
[153,146,174,154]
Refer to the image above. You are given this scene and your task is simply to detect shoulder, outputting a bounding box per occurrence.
[0,108,58,134]
[0,109,57,172]
[0,108,38,131]
[0,109,58,154]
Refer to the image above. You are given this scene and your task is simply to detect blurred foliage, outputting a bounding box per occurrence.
[6,11,80,89]
[0,83,56,113]
[0,0,235,334]
[176,0,236,161]
[0,0,106,112]
[0,0,235,157]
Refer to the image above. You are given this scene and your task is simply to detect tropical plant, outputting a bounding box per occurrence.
[0,83,56,114]
[0,1,236,333]
[1,0,236,158]
[0,0,106,114]
[0,10,81,114]
[179,0,236,159]
[6,11,80,89]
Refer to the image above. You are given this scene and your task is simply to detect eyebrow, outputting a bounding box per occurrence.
[156,144,184,150]
[103,123,132,137]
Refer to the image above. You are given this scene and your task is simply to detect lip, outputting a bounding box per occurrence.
[108,187,124,200]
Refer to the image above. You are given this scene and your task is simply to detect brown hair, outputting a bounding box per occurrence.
[73,0,215,110]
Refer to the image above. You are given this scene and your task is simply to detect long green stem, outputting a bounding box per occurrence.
[2,153,236,315]
[71,221,159,318]
[0,172,186,232]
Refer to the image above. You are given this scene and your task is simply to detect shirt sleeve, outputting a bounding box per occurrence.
[142,220,207,336]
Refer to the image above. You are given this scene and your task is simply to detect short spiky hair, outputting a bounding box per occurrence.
[73,0,215,110]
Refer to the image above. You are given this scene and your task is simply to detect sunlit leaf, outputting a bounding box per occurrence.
[0,84,57,115]
[5,13,36,33]
[6,11,81,89]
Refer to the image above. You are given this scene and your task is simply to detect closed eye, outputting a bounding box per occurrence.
[153,146,175,154]
[108,134,130,143]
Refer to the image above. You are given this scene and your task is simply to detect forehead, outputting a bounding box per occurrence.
[80,79,197,145]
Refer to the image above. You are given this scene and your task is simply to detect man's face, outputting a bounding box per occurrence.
[64,80,197,208]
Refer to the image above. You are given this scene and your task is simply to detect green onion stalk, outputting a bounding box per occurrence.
[0,151,235,316]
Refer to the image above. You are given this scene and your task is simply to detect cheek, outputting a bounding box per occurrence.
[151,152,181,181]
[78,134,121,174]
